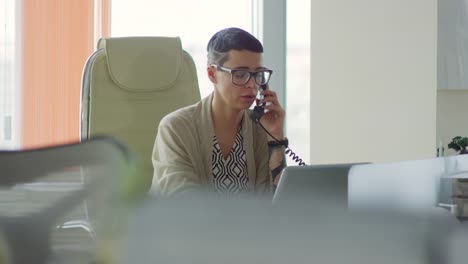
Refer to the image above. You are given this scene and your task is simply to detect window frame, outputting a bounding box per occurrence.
[252,0,287,108]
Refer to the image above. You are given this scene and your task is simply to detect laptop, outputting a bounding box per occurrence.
[272,163,361,206]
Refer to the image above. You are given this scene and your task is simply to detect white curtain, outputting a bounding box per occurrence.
[0,0,19,149]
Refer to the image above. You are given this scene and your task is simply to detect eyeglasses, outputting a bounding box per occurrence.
[211,64,273,86]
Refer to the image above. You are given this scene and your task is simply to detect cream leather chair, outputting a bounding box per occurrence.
[81,37,201,194]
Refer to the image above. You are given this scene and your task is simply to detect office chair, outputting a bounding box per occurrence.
[0,136,134,264]
[81,36,201,194]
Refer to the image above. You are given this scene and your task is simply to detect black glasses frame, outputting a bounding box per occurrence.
[211,64,273,86]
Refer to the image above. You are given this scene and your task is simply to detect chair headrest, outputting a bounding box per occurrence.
[98,37,184,92]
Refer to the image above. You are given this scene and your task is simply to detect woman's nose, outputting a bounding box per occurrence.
[245,75,257,89]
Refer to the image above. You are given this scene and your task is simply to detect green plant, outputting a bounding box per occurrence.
[448,136,468,153]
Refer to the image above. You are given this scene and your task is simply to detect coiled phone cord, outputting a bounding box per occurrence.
[255,120,306,166]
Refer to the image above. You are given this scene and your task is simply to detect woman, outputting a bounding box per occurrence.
[151,27,286,196]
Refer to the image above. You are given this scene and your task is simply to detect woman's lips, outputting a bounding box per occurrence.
[241,95,256,103]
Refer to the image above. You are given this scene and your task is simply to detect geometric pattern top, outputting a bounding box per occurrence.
[212,127,249,196]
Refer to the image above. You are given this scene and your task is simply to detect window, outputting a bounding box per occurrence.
[286,0,311,164]
[111,0,252,98]
[0,0,18,149]
[1,1,102,150]
[5,0,310,156]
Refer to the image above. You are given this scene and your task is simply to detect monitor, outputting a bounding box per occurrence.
[348,158,445,212]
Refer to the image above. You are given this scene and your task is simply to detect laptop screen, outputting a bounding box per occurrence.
[273,163,361,206]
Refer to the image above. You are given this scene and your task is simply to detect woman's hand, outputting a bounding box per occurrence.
[257,88,285,140]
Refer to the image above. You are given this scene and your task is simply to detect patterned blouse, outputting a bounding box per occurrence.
[212,127,249,195]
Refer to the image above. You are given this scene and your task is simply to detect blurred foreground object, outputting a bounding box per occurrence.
[0,136,135,264]
[118,193,463,264]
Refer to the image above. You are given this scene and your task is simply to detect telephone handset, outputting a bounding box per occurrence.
[250,84,306,166]
[252,84,267,121]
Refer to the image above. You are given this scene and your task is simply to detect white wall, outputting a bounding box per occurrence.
[309,0,437,164]
[438,0,468,90]
[437,90,468,156]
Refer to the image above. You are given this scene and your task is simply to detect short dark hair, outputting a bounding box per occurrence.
[207,27,263,66]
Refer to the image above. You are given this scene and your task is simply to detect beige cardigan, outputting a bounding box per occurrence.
[151,93,271,196]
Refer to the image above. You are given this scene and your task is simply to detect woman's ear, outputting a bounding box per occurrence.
[207,66,217,83]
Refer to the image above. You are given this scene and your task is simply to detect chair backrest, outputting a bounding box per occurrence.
[0,136,134,264]
[81,36,201,193]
